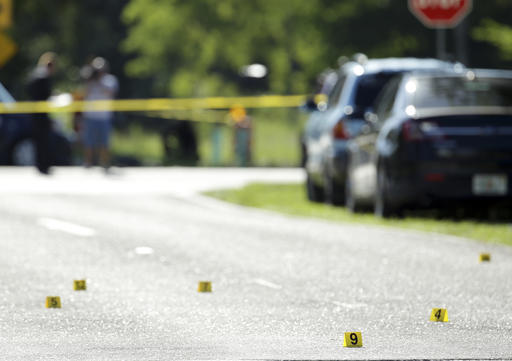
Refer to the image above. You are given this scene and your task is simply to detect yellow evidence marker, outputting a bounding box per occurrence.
[479,253,491,262]
[343,332,363,347]
[73,280,87,291]
[45,296,61,308]
[430,308,448,322]
[197,281,212,293]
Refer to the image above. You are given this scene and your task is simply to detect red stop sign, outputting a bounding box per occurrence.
[409,0,472,28]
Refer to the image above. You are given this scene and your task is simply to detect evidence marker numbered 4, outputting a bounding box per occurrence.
[343,332,363,348]
[430,308,448,322]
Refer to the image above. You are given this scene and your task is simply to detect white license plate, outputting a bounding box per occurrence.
[472,174,508,195]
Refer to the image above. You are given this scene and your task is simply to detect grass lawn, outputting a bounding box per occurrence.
[112,125,164,165]
[111,108,306,167]
[206,183,512,247]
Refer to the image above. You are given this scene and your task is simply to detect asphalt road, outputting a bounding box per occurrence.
[0,167,511,360]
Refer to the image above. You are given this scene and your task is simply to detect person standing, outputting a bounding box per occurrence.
[26,52,57,175]
[82,57,118,170]
[230,106,252,167]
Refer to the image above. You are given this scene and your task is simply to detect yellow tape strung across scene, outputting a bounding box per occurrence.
[0,95,306,114]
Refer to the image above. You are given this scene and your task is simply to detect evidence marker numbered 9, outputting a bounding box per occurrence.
[343,332,363,348]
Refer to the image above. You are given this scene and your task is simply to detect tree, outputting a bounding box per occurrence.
[121,0,426,98]
[1,0,131,98]
[473,20,512,60]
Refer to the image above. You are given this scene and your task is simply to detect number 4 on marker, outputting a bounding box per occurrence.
[430,308,448,322]
[343,332,362,347]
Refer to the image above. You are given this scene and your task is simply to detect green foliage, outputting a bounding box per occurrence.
[2,0,130,97]
[121,0,429,97]
[4,0,512,101]
[473,19,512,60]
[112,124,164,165]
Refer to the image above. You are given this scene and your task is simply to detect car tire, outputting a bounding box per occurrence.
[324,170,345,206]
[345,173,363,213]
[306,173,324,202]
[375,164,402,218]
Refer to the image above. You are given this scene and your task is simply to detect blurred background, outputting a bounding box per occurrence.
[1,0,512,167]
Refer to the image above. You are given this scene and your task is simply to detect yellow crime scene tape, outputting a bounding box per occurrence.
[0,95,306,115]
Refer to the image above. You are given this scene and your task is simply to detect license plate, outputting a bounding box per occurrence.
[472,174,508,195]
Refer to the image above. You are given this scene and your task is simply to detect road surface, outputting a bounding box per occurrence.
[0,167,511,360]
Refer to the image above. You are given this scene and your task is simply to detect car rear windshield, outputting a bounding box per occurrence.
[413,76,512,108]
[353,72,397,111]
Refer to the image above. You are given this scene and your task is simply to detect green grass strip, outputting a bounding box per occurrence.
[205,183,512,247]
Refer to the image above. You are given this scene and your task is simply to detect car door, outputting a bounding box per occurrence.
[350,77,401,200]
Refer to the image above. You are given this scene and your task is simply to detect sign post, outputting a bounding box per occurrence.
[408,0,472,60]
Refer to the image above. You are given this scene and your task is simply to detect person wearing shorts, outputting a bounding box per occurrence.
[82,57,118,169]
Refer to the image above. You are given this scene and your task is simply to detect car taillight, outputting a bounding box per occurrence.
[425,173,445,182]
[402,119,424,142]
[333,120,350,140]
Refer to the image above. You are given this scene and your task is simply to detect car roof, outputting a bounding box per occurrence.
[473,68,512,79]
[341,57,457,75]
[403,68,512,80]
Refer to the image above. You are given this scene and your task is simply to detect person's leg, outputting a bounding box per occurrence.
[98,119,112,169]
[99,146,110,169]
[82,118,95,167]
[34,116,51,174]
[84,147,94,167]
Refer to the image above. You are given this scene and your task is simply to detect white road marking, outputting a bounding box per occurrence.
[37,217,96,237]
[134,246,154,255]
[332,301,367,309]
[252,278,282,290]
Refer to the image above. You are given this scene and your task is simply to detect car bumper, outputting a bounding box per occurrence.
[389,165,512,207]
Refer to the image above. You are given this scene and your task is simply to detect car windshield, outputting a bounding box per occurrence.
[412,76,512,108]
[353,72,397,112]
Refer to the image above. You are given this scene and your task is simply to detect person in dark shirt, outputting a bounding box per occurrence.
[26,52,57,174]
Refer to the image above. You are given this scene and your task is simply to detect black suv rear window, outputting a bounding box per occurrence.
[413,76,512,108]
[353,73,397,111]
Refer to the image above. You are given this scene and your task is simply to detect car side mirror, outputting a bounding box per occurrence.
[302,93,329,112]
[302,98,319,112]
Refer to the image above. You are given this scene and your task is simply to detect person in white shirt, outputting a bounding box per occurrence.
[83,57,118,169]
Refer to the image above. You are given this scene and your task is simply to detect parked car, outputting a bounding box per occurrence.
[0,81,72,166]
[345,69,512,217]
[303,56,456,205]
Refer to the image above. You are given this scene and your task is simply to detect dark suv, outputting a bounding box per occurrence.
[303,56,456,205]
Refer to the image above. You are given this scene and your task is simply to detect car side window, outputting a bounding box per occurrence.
[374,77,401,122]
[327,75,346,109]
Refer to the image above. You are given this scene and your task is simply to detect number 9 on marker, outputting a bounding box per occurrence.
[343,332,362,347]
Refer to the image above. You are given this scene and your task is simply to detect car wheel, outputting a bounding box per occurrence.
[375,164,402,218]
[345,173,363,213]
[324,170,345,206]
[11,139,36,166]
[306,173,324,202]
